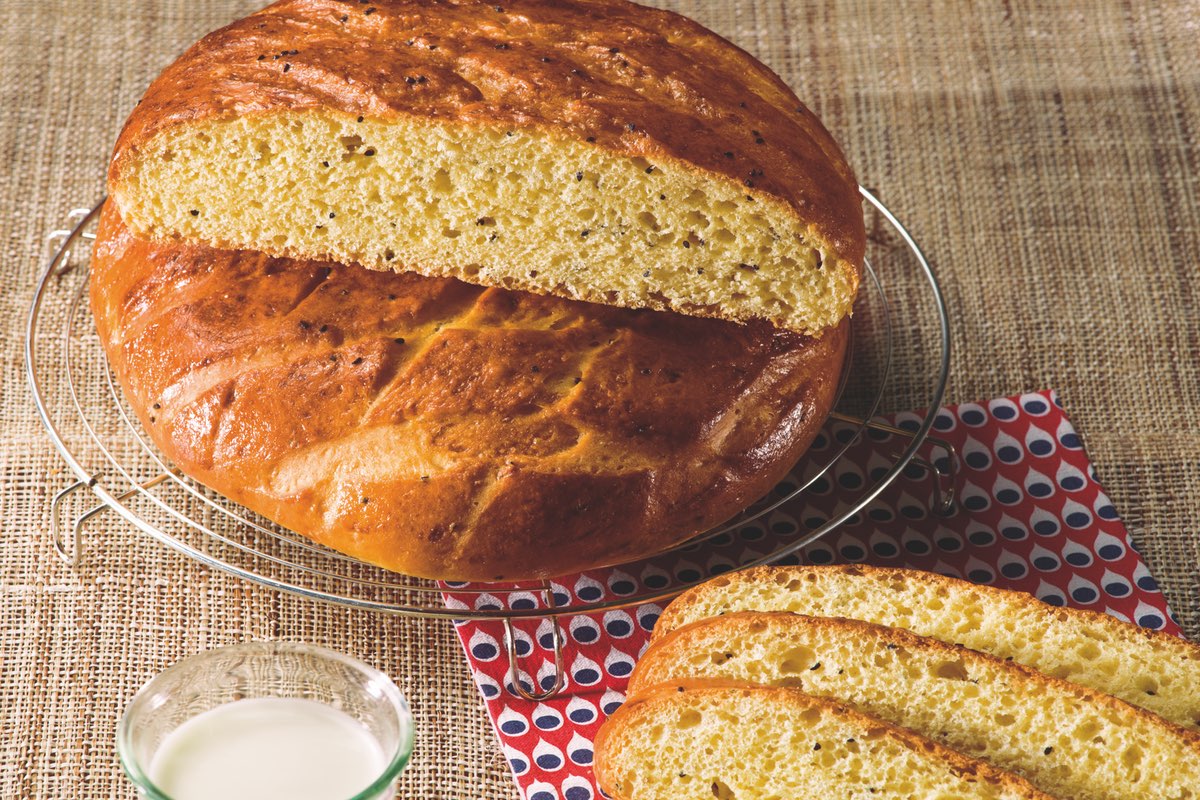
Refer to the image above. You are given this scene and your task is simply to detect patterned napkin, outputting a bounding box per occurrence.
[440,391,1181,800]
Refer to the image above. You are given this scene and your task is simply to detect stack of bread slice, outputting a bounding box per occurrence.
[595,565,1200,799]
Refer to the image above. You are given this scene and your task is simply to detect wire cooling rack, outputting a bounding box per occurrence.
[28,187,954,698]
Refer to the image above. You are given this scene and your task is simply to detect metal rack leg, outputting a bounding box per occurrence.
[51,478,92,566]
[896,438,958,516]
[503,581,567,701]
[50,473,174,568]
[829,412,959,516]
[46,207,98,276]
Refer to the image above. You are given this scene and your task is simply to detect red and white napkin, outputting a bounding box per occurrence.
[441,390,1181,800]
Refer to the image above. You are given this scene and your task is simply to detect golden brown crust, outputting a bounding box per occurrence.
[651,564,1200,731]
[594,681,1055,800]
[630,611,1200,752]
[107,0,865,270]
[89,203,846,580]
[654,564,1200,654]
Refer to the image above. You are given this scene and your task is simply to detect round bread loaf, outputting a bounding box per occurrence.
[107,0,864,335]
[89,205,847,581]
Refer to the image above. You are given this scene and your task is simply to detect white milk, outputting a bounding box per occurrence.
[148,697,388,800]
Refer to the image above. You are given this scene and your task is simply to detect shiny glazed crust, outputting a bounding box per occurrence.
[89,204,847,581]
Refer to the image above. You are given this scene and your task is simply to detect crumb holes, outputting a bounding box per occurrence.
[684,210,710,229]
[675,709,702,729]
[636,211,661,231]
[630,156,652,172]
[932,660,970,681]
[338,135,365,161]
[160,149,175,162]
[711,779,736,799]
[441,228,461,239]
[684,188,708,206]
[708,650,733,665]
[432,167,453,193]
[778,645,816,674]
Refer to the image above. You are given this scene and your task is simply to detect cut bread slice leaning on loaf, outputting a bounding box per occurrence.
[631,612,1200,800]
[106,0,864,335]
[594,682,1054,800]
[652,564,1200,729]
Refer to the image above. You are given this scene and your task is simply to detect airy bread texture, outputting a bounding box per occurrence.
[89,205,846,581]
[653,564,1200,729]
[632,613,1200,800]
[594,682,1052,800]
[107,0,864,335]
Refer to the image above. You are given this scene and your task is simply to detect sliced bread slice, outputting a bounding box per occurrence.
[108,0,864,335]
[632,612,1200,800]
[652,564,1200,729]
[594,681,1053,800]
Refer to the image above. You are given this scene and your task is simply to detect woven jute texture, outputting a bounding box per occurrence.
[3,1,1198,797]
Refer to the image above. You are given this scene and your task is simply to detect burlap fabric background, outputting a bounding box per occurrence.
[2,1,1197,797]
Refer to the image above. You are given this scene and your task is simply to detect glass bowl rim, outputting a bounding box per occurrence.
[116,640,414,800]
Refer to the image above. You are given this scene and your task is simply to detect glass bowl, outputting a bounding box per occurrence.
[117,641,413,800]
